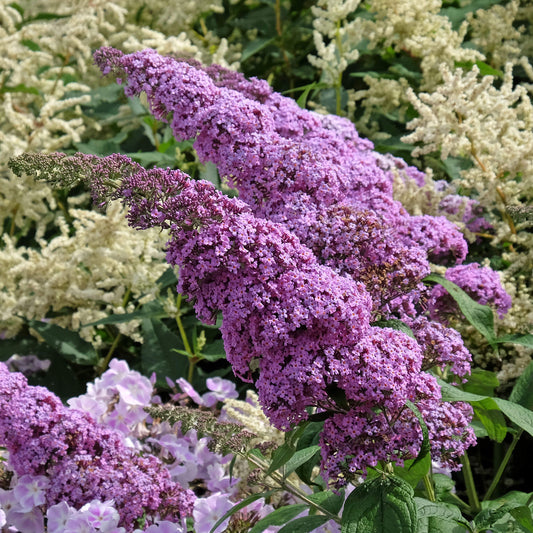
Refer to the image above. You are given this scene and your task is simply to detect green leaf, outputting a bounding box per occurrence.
[265,443,296,476]
[295,422,324,485]
[200,162,219,187]
[341,475,417,533]
[454,60,503,79]
[21,39,40,51]
[432,473,457,502]
[286,421,311,448]
[463,368,499,397]
[0,336,55,360]
[241,37,276,62]
[86,83,125,105]
[125,151,177,168]
[26,319,98,366]
[474,503,522,531]
[405,400,431,468]
[440,0,501,30]
[208,490,279,533]
[441,156,473,181]
[75,133,128,156]
[510,506,533,533]
[293,82,327,109]
[394,455,431,489]
[415,498,471,532]
[472,398,507,443]
[156,267,179,290]
[496,334,533,350]
[470,420,489,439]
[438,380,533,438]
[278,515,331,533]
[371,319,416,339]
[306,489,346,515]
[248,505,308,533]
[248,448,267,461]
[0,336,85,399]
[282,445,321,477]
[141,318,188,384]
[495,399,533,438]
[0,83,40,95]
[8,3,24,16]
[200,338,226,362]
[509,361,533,410]
[423,274,496,344]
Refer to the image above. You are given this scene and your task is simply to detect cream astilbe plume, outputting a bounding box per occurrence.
[402,63,533,376]
[0,0,233,346]
[0,203,168,345]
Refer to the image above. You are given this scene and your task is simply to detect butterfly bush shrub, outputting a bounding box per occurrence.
[10,47,516,489]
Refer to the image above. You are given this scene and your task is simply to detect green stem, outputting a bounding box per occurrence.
[448,491,472,512]
[175,293,193,356]
[98,332,122,375]
[246,453,340,523]
[483,429,522,502]
[423,473,436,502]
[187,356,198,383]
[275,0,282,36]
[97,287,131,375]
[175,293,197,382]
[461,452,481,514]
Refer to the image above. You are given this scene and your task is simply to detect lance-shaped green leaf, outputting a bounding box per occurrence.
[248,504,309,533]
[494,333,533,349]
[509,360,533,411]
[281,445,321,478]
[341,475,417,533]
[26,319,98,366]
[265,443,296,476]
[424,274,496,344]
[439,380,533,438]
[278,515,332,533]
[306,489,345,515]
[415,498,471,532]
[371,319,416,339]
[141,318,188,384]
[472,398,507,443]
[510,506,533,533]
[209,490,279,533]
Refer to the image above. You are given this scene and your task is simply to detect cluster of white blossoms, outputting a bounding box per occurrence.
[363,0,482,90]
[308,0,362,91]
[0,203,168,345]
[309,0,484,134]
[403,64,533,233]
[0,0,236,347]
[402,63,533,378]
[467,0,523,69]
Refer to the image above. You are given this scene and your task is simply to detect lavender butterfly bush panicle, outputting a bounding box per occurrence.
[10,151,476,486]
[92,47,469,315]
[0,362,195,530]
[428,262,512,324]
